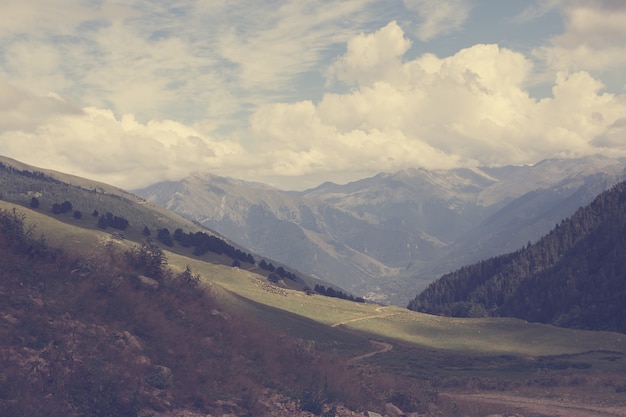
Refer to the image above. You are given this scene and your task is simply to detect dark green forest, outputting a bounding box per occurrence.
[408,181,626,333]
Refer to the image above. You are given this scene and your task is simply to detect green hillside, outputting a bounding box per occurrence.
[0,156,331,291]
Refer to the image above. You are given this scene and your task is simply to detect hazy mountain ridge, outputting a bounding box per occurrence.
[136,156,626,305]
[138,174,394,292]
[437,167,626,275]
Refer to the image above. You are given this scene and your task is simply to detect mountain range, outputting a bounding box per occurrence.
[135,155,626,305]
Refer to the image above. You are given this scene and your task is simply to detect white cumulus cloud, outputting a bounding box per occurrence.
[0,103,243,189]
[250,24,626,186]
[533,1,626,74]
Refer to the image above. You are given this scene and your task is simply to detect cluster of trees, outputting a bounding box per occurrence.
[27,192,257,270]
[0,161,59,184]
[153,227,256,265]
[30,198,83,219]
[20,185,322,295]
[29,193,362,302]
[3,163,344,303]
[314,285,365,303]
[29,197,131,229]
[258,259,300,282]
[408,181,626,333]
[51,200,73,215]
[50,200,83,219]
[95,211,129,230]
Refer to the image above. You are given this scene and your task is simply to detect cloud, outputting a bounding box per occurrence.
[249,25,626,185]
[0,0,135,37]
[0,78,82,131]
[533,1,626,73]
[515,0,560,22]
[217,1,375,91]
[0,105,243,189]
[1,3,626,191]
[327,21,412,87]
[403,0,470,41]
[592,118,626,150]
[0,0,387,131]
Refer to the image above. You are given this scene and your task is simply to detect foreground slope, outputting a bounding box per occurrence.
[136,156,626,305]
[409,181,626,333]
[0,205,403,417]
[7,199,626,361]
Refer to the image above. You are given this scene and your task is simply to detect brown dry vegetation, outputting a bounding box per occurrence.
[0,207,438,416]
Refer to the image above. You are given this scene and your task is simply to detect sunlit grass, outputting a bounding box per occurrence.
[168,247,626,358]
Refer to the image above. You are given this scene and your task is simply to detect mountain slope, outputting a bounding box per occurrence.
[0,156,341,295]
[136,156,626,305]
[136,173,399,295]
[0,204,391,417]
[408,181,626,333]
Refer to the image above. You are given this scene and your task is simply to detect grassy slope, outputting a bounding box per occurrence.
[5,199,626,368]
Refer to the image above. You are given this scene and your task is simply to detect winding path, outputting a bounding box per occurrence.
[330,307,395,364]
[331,307,393,328]
[348,340,393,364]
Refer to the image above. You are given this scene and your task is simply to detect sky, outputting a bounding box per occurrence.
[1,0,626,191]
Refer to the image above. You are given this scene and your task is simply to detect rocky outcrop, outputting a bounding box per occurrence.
[138,275,160,289]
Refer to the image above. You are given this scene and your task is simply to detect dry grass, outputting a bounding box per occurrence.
[0,205,441,416]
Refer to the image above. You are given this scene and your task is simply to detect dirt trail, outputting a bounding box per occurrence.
[331,307,393,328]
[348,340,393,364]
[331,308,394,364]
[444,392,626,417]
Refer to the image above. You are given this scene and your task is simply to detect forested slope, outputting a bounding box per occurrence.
[408,181,626,333]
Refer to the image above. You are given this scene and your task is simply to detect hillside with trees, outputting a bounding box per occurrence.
[0,156,340,299]
[408,181,626,333]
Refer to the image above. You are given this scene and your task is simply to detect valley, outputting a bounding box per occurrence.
[136,156,626,305]
[2,157,626,416]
